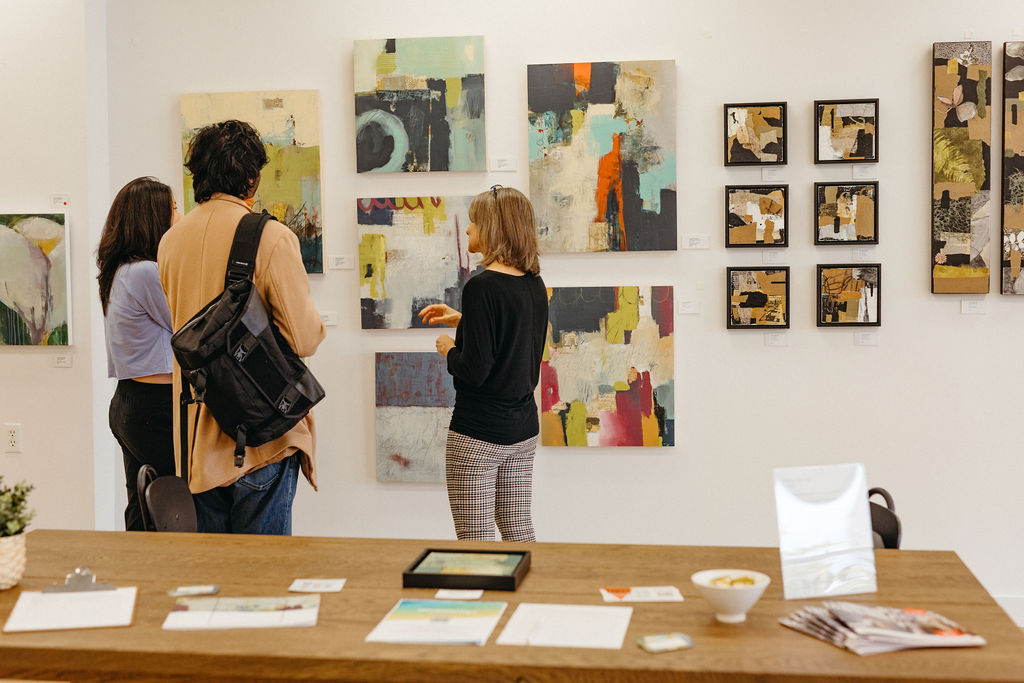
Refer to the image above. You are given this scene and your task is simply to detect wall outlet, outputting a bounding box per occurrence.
[5,423,21,453]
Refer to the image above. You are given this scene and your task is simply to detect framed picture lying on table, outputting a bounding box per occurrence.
[726,267,790,329]
[817,263,881,327]
[724,102,787,165]
[814,98,879,163]
[402,549,531,591]
[814,181,878,244]
[726,184,789,247]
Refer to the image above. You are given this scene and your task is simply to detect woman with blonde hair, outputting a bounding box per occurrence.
[419,186,548,541]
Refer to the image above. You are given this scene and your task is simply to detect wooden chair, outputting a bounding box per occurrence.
[868,487,901,549]
[136,465,197,532]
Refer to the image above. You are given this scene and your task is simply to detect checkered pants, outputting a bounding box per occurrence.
[445,429,537,542]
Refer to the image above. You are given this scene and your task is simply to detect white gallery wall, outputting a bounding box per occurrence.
[2,0,1022,624]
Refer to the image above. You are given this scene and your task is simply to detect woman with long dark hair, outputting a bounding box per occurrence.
[97,176,181,531]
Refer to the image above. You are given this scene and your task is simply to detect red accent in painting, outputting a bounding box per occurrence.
[598,369,655,446]
[540,361,560,413]
[650,286,674,337]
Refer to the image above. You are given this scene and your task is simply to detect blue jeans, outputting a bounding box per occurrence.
[193,455,299,535]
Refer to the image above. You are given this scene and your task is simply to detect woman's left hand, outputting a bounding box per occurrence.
[435,334,455,358]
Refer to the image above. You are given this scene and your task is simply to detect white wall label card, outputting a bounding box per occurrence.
[960,299,986,315]
[773,463,877,600]
[684,234,709,249]
[764,332,788,347]
[677,300,699,315]
[762,249,785,265]
[761,167,784,181]
[854,332,879,346]
[852,164,877,180]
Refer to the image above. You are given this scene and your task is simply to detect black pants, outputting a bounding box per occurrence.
[108,379,175,531]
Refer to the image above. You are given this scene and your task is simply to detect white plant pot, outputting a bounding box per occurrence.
[0,533,26,589]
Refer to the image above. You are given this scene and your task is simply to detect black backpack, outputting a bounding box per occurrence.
[170,211,325,471]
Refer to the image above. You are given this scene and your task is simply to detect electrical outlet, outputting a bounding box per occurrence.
[4,423,21,453]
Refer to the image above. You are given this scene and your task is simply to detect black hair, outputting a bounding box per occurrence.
[185,120,268,203]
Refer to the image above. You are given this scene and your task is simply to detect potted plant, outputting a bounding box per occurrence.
[0,477,34,589]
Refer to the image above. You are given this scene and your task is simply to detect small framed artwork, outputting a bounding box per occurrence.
[724,102,787,165]
[814,99,879,163]
[727,267,790,329]
[726,185,788,247]
[817,264,881,327]
[402,549,531,591]
[814,182,878,244]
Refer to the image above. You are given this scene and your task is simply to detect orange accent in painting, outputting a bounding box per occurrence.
[573,63,591,92]
[595,134,625,247]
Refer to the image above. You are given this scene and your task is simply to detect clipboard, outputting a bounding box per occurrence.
[3,567,137,633]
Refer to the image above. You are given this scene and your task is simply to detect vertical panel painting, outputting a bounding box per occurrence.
[817,264,881,327]
[541,286,674,447]
[1002,42,1024,293]
[727,267,790,329]
[181,89,324,273]
[814,182,878,244]
[725,185,788,247]
[528,60,676,253]
[354,36,485,173]
[815,99,879,163]
[358,196,480,329]
[932,41,992,294]
[375,352,454,482]
[724,102,787,165]
[0,214,69,345]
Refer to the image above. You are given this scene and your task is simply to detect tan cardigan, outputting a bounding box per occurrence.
[158,194,325,493]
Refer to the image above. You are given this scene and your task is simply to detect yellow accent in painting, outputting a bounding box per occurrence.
[641,413,661,447]
[359,233,387,298]
[570,109,585,136]
[947,58,959,75]
[400,197,447,236]
[541,412,566,447]
[445,77,462,110]
[933,265,990,278]
[605,287,639,344]
[376,52,396,76]
[564,401,588,447]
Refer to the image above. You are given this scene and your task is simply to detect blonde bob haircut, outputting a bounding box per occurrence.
[469,186,541,275]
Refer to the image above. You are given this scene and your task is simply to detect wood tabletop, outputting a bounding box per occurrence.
[0,529,1022,682]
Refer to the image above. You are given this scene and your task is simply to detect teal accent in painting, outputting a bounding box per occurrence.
[586,111,628,157]
[638,151,676,214]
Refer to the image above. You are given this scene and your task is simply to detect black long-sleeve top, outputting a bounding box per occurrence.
[446,269,549,445]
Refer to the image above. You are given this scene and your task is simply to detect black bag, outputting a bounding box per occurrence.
[170,211,325,470]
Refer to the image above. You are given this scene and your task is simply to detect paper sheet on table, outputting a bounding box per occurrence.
[162,595,320,630]
[3,587,137,633]
[365,599,506,645]
[774,463,877,600]
[497,603,633,649]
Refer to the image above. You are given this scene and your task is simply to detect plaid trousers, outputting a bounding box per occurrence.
[445,429,537,542]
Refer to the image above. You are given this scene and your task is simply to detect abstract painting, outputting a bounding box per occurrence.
[724,102,787,165]
[817,264,881,327]
[1001,42,1024,294]
[181,89,323,273]
[0,214,69,345]
[932,41,992,294]
[727,267,789,329]
[528,60,676,252]
[358,196,480,329]
[541,286,674,447]
[726,185,788,247]
[375,352,454,482]
[814,182,878,244]
[815,99,879,163]
[354,36,485,173]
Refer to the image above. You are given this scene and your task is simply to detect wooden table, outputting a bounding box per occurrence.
[0,530,1022,682]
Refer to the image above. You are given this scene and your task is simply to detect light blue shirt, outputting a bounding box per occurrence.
[104,260,173,379]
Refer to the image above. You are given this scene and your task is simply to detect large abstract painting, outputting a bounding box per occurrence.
[727,267,790,329]
[375,352,454,483]
[1001,42,1024,294]
[358,196,479,329]
[932,41,991,294]
[0,214,69,345]
[528,60,676,253]
[726,185,788,247]
[181,89,324,273]
[724,102,787,165]
[814,182,878,244]
[817,264,881,327]
[541,286,674,447]
[815,99,878,163]
[354,36,485,173]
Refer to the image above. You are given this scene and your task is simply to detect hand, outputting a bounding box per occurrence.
[418,303,462,328]
[435,334,455,358]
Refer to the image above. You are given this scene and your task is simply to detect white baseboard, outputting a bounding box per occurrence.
[993,595,1024,627]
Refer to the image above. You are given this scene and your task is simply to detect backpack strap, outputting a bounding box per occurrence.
[225,210,272,286]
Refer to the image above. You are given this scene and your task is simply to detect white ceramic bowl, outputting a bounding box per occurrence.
[690,569,771,623]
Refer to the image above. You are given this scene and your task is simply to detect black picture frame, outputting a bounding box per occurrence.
[725,184,789,248]
[402,549,531,591]
[726,266,790,329]
[814,98,879,163]
[817,263,882,327]
[813,181,879,245]
[724,102,788,166]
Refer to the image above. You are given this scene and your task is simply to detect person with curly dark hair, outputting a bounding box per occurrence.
[98,176,182,531]
[158,120,324,535]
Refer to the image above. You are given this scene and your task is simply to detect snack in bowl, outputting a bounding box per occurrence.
[691,569,771,623]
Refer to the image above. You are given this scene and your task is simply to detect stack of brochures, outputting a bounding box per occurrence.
[780,601,987,655]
